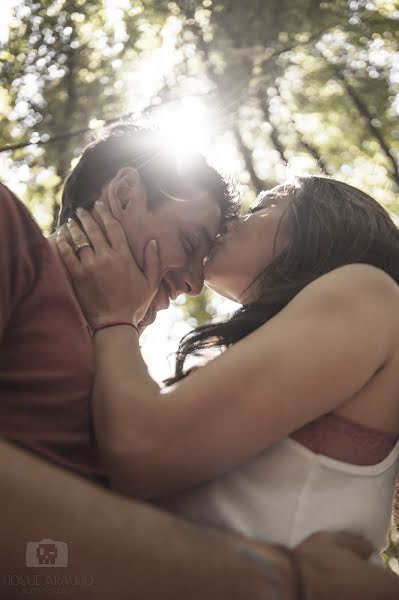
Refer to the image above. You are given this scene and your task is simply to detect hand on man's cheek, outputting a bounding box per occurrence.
[137,291,162,333]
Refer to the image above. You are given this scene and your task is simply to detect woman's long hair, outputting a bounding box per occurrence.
[164,174,399,526]
[164,175,399,384]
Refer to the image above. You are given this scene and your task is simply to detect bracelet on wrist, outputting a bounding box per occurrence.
[91,321,139,336]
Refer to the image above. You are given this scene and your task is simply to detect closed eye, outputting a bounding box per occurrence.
[180,232,197,256]
[181,226,213,258]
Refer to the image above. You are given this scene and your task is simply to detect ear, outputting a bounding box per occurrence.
[107,166,147,221]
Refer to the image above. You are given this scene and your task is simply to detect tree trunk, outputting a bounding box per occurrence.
[335,69,399,189]
[232,125,264,194]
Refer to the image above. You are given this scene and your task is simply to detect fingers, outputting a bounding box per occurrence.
[139,302,158,330]
[94,201,130,253]
[56,228,82,276]
[65,217,91,255]
[332,531,374,559]
[143,239,163,293]
[72,208,108,255]
[298,531,374,560]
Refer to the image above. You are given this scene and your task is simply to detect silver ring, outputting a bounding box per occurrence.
[74,242,91,253]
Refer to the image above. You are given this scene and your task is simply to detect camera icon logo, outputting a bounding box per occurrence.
[26,539,68,567]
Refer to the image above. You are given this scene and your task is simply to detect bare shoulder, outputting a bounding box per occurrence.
[285,263,399,364]
[299,263,399,319]
[328,265,399,432]
[286,264,399,433]
[307,263,399,296]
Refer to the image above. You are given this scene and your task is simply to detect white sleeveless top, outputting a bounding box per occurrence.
[154,436,399,550]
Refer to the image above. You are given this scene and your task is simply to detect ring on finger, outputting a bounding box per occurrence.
[74,242,91,253]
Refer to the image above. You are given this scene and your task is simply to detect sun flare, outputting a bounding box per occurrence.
[155,97,214,165]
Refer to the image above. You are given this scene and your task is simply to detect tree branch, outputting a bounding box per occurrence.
[335,69,399,187]
[0,92,193,155]
[257,89,289,165]
[232,124,264,194]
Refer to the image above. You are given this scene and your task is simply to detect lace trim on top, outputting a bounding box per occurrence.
[291,412,398,466]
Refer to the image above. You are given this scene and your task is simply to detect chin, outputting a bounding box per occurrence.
[203,260,215,281]
[204,247,244,303]
[203,278,240,303]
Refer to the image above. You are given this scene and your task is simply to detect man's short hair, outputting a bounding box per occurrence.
[59,122,241,226]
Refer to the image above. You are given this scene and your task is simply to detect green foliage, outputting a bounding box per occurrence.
[2,0,398,226]
[1,1,399,566]
[1,0,146,229]
[179,288,219,326]
[179,0,399,199]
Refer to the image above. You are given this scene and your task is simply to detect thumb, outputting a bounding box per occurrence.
[331,531,374,559]
[298,531,374,560]
[143,239,162,292]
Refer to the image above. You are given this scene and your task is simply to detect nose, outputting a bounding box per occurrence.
[184,273,204,296]
[183,265,205,297]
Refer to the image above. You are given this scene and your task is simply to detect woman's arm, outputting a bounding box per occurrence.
[58,205,399,499]
[90,261,399,499]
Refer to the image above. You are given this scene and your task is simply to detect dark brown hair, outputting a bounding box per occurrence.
[59,122,241,226]
[165,175,399,385]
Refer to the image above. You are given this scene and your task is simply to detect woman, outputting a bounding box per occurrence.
[57,175,399,552]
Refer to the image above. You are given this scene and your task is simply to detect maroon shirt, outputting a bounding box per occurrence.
[0,183,107,485]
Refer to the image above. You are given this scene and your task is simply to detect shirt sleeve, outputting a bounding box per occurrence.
[0,184,40,340]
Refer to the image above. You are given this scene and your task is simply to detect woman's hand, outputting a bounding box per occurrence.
[56,201,162,330]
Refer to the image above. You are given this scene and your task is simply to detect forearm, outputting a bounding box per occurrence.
[0,438,295,600]
[92,325,161,462]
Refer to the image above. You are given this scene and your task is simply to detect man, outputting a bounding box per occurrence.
[2,436,399,599]
[1,123,398,598]
[0,123,239,484]
[57,123,240,332]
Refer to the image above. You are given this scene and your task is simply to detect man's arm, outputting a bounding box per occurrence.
[0,438,295,600]
[2,439,399,600]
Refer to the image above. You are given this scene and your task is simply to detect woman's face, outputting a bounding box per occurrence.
[204,184,293,303]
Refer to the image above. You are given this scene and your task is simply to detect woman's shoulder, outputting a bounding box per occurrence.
[319,266,399,438]
[307,263,398,296]
[298,264,399,327]
[276,263,399,382]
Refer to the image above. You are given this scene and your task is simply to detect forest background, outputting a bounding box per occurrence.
[1,0,398,566]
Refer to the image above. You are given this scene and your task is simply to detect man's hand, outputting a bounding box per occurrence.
[293,531,399,600]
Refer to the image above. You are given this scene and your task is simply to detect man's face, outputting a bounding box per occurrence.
[119,182,222,315]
